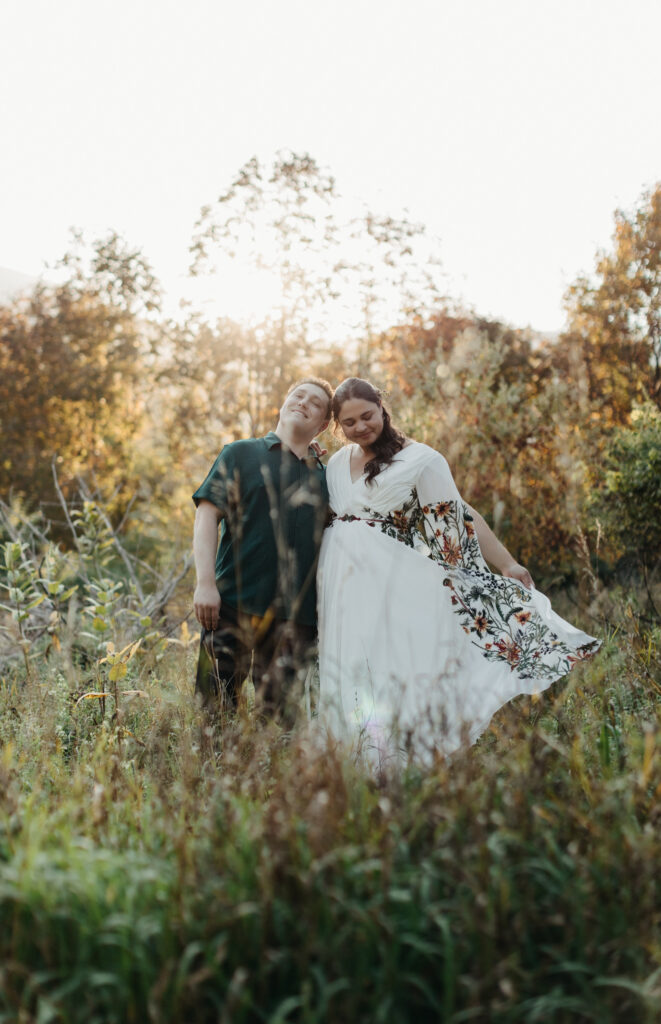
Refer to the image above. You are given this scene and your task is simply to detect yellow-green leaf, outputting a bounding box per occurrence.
[76,692,108,705]
[109,662,127,682]
[125,638,143,662]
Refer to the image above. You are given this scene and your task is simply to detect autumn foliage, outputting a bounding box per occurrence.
[0,164,659,587]
[0,160,659,1024]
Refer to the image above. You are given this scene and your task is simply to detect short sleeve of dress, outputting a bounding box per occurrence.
[415,448,463,507]
[192,445,239,514]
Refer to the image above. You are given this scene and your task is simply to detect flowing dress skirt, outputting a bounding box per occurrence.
[317,442,599,765]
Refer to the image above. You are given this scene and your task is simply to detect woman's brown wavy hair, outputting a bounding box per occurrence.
[332,377,407,484]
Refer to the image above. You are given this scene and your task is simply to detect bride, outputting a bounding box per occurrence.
[316,377,600,766]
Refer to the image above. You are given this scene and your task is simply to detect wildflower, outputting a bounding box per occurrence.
[474,613,488,635]
[393,511,408,531]
[441,536,462,566]
[494,637,521,666]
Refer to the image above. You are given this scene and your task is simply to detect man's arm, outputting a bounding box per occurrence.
[193,500,223,630]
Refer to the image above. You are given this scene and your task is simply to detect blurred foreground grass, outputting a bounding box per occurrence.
[0,598,659,1024]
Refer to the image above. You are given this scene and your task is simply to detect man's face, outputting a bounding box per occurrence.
[280,383,330,436]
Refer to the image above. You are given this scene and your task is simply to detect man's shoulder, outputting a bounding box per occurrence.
[216,435,272,460]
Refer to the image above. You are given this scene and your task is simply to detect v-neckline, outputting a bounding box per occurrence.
[347,441,414,485]
[348,444,370,485]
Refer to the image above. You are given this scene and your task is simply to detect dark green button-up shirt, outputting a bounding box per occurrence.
[193,432,329,626]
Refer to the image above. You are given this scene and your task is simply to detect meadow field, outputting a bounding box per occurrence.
[0,173,659,1022]
[0,505,659,1023]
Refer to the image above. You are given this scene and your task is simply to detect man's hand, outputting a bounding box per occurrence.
[502,561,534,590]
[194,582,221,631]
[310,439,328,457]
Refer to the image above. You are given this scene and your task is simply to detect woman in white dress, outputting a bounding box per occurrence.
[317,378,600,766]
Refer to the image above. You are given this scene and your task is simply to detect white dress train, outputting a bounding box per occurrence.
[317,442,599,766]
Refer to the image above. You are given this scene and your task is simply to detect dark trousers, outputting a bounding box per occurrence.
[195,604,316,727]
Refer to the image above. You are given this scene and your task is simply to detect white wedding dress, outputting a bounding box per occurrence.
[317,442,599,765]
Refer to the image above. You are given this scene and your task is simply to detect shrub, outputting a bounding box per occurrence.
[592,402,661,572]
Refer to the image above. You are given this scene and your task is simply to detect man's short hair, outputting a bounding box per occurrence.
[287,377,334,419]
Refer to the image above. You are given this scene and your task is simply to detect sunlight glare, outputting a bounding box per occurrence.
[184,260,285,325]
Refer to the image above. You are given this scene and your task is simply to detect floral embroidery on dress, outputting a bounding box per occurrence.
[329,490,424,549]
[420,499,482,570]
[328,487,599,682]
[419,495,598,680]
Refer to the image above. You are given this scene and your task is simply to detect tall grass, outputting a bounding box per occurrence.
[0,584,659,1022]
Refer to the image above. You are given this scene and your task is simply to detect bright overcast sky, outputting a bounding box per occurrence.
[2,0,660,331]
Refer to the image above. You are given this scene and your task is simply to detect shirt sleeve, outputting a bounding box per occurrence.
[192,444,239,514]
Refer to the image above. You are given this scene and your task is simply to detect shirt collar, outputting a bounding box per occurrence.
[264,431,282,449]
[263,431,323,466]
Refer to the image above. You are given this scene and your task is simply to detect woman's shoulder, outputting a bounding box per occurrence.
[326,445,350,467]
[402,440,447,463]
[402,442,456,483]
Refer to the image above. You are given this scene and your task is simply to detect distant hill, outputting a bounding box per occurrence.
[0,266,37,303]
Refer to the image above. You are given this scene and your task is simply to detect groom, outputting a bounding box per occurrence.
[192,377,332,725]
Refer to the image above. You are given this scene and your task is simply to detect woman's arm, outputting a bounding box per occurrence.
[467,505,534,589]
[416,449,534,589]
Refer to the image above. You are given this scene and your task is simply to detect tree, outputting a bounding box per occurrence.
[377,311,589,580]
[561,183,661,425]
[189,151,446,421]
[591,402,661,578]
[0,234,161,517]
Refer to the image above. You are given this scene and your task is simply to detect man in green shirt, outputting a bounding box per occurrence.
[192,377,332,724]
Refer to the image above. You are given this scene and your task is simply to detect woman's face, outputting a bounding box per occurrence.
[336,397,384,449]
